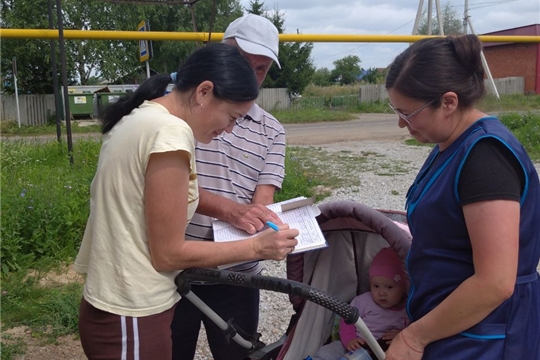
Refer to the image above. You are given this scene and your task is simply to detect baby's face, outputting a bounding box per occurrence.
[370,276,405,309]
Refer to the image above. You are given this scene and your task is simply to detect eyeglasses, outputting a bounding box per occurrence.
[388,99,436,126]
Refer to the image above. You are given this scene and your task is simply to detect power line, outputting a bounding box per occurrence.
[468,0,519,10]
[443,0,519,8]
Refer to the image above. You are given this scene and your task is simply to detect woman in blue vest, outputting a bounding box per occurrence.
[383,34,540,359]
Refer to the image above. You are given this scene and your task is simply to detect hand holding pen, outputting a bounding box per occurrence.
[251,220,298,260]
[266,221,298,255]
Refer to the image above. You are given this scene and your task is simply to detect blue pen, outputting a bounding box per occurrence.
[266,221,279,231]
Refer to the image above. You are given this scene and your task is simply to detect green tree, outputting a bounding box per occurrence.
[0,0,77,94]
[312,67,332,86]
[361,67,385,84]
[246,1,315,94]
[246,0,265,15]
[331,55,361,85]
[0,0,244,92]
[62,0,145,85]
[417,2,463,35]
[141,0,243,74]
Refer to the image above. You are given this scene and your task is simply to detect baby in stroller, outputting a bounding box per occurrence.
[311,247,409,360]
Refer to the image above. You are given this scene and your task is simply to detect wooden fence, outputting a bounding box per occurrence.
[0,77,525,126]
[255,88,290,112]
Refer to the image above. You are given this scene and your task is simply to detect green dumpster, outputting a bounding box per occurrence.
[97,92,127,112]
[68,92,94,119]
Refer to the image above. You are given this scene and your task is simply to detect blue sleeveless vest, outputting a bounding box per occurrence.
[405,117,540,359]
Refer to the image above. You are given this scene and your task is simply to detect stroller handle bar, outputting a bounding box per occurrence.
[177,267,359,323]
[177,268,387,360]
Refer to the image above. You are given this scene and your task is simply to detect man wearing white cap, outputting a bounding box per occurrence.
[171,14,286,360]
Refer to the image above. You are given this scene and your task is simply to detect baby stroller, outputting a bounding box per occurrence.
[176,200,411,360]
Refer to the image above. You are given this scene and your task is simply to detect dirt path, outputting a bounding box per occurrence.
[3,329,84,360]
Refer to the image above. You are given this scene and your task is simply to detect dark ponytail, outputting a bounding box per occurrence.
[101,42,258,134]
[100,75,172,134]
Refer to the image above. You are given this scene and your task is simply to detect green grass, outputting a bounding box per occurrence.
[479,93,540,113]
[499,112,540,161]
[1,336,27,360]
[1,120,101,136]
[302,83,360,96]
[1,270,83,358]
[1,273,82,339]
[1,140,99,274]
[404,112,540,161]
[272,108,357,124]
[283,146,349,191]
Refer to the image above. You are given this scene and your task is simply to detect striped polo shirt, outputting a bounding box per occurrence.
[185,103,286,273]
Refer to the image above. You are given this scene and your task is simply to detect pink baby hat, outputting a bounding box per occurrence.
[369,247,406,284]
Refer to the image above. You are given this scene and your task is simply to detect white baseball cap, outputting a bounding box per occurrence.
[223,14,281,69]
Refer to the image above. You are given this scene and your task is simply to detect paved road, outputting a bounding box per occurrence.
[284,113,410,145]
[2,113,408,145]
[283,110,540,145]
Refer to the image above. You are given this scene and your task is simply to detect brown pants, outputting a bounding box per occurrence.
[79,297,176,360]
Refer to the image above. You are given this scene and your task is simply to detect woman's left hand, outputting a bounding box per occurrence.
[385,330,424,360]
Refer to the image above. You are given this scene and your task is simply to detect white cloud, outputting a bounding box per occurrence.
[240,0,539,69]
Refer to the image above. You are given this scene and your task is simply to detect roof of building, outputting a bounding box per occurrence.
[482,23,540,47]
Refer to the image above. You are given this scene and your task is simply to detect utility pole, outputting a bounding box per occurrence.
[467,17,500,100]
[427,0,433,35]
[412,0,444,36]
[48,0,62,142]
[56,0,74,164]
[463,0,469,34]
[435,0,444,35]
[412,0,425,35]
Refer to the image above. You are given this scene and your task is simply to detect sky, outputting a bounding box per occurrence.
[239,0,540,70]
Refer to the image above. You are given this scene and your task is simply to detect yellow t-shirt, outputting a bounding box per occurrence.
[74,101,199,317]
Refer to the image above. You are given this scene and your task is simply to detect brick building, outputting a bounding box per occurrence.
[482,24,540,94]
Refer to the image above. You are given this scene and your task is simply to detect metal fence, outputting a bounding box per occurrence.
[1,94,56,126]
[0,77,526,126]
[291,95,359,109]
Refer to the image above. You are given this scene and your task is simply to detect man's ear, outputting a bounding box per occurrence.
[441,92,458,114]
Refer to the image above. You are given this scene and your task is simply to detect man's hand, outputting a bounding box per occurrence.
[228,203,282,234]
